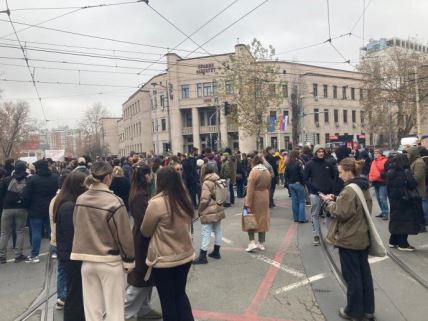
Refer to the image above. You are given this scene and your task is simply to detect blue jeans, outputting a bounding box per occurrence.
[29,217,50,257]
[236,179,244,198]
[374,185,389,218]
[289,183,306,222]
[57,259,68,301]
[422,194,428,225]
[200,222,222,251]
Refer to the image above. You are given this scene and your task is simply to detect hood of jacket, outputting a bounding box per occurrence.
[408,146,420,165]
[33,160,51,177]
[13,161,28,180]
[346,176,370,191]
[204,172,220,182]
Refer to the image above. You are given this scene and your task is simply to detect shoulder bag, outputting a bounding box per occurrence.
[348,183,387,257]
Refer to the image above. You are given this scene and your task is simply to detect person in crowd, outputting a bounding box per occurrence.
[0,161,29,264]
[264,147,278,208]
[419,147,428,225]
[4,159,15,177]
[386,153,421,251]
[141,167,195,321]
[53,170,87,321]
[110,166,131,211]
[193,162,225,264]
[301,145,312,164]
[277,151,286,186]
[220,153,233,207]
[243,155,272,252]
[408,146,427,229]
[335,143,352,163]
[359,150,372,178]
[368,149,389,220]
[125,164,162,320]
[303,145,336,245]
[25,159,59,263]
[320,158,375,321]
[284,151,307,223]
[122,156,134,181]
[73,157,90,175]
[182,151,199,209]
[229,154,237,205]
[236,153,247,198]
[49,168,71,309]
[71,161,135,321]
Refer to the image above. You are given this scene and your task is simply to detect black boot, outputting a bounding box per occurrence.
[208,245,221,259]
[193,250,208,264]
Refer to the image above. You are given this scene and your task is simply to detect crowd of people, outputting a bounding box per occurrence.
[0,141,427,321]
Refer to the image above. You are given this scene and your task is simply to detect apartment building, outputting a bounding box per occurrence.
[117,44,367,155]
[99,117,121,156]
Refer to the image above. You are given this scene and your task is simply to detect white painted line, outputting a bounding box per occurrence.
[274,273,327,294]
[251,254,305,278]
[417,243,428,249]
[368,256,388,264]
[234,213,242,216]
[6,252,49,263]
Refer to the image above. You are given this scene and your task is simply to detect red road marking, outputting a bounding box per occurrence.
[193,310,293,321]
[244,223,298,317]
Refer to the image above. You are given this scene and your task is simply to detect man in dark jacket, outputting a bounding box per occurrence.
[122,156,134,182]
[0,161,29,263]
[264,147,278,208]
[24,159,59,263]
[304,145,336,245]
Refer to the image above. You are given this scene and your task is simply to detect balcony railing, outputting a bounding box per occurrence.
[199,125,217,134]
[227,123,238,132]
[182,127,193,135]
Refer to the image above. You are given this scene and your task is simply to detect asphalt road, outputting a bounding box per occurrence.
[2,186,428,321]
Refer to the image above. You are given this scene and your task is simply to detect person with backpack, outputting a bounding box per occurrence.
[0,161,29,263]
[193,162,226,264]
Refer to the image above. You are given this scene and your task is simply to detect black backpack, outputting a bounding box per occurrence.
[5,178,27,206]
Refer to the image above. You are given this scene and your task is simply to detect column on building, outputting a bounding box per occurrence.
[191,107,201,151]
[219,109,228,149]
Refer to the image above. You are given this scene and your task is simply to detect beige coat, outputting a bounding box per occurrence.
[198,173,225,224]
[243,164,271,232]
[141,192,195,269]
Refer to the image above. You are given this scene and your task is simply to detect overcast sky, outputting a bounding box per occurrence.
[0,0,427,129]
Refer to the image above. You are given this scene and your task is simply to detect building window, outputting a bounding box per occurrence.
[352,110,356,123]
[334,109,339,123]
[282,83,288,98]
[333,86,337,99]
[342,86,347,99]
[351,88,355,100]
[203,82,213,96]
[225,81,233,95]
[199,111,205,126]
[160,95,165,107]
[323,85,328,98]
[314,108,319,123]
[343,110,348,123]
[324,109,329,123]
[269,84,276,97]
[181,85,189,98]
[325,133,330,143]
[359,88,363,100]
[361,111,365,125]
[161,118,166,131]
[197,83,203,97]
[313,83,318,97]
[207,110,217,125]
[184,111,192,127]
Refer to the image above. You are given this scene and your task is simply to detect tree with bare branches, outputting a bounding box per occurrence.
[358,48,428,146]
[0,101,31,162]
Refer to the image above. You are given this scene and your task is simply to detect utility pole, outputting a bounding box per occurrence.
[414,66,421,138]
[387,100,392,150]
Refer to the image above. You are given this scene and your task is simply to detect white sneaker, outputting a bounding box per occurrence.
[257,243,265,251]
[51,253,57,259]
[246,242,258,252]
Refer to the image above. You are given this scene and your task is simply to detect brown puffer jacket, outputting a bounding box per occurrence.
[198,173,225,224]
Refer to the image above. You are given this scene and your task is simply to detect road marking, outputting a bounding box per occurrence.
[417,243,428,249]
[235,213,242,216]
[274,273,327,294]
[368,256,388,264]
[250,254,305,278]
[6,251,49,263]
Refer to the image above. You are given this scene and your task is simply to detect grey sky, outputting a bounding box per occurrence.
[0,0,426,128]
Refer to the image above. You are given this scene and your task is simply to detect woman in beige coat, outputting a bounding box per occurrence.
[243,155,272,252]
[193,162,225,264]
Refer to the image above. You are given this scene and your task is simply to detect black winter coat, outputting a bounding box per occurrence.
[127,190,154,287]
[284,162,304,185]
[304,157,336,195]
[0,176,29,209]
[387,169,423,235]
[110,176,131,210]
[56,201,76,261]
[265,154,278,177]
[24,169,59,219]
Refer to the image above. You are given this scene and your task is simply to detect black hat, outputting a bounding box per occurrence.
[33,159,48,170]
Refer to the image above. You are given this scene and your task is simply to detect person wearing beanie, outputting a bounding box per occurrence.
[73,157,90,175]
[23,160,59,263]
[0,161,29,263]
[303,145,336,245]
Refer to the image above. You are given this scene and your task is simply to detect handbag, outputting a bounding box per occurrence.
[242,208,258,231]
[348,183,387,257]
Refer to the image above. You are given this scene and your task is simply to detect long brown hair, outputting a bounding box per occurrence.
[53,170,87,223]
[129,164,151,206]
[156,167,193,219]
[339,158,365,176]
[286,150,300,165]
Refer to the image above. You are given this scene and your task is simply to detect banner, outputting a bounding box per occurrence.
[45,150,65,161]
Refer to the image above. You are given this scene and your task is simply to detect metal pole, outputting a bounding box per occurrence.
[414,66,421,138]
[387,100,392,150]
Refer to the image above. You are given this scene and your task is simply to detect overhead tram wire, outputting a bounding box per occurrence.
[137,0,240,75]
[0,17,209,55]
[0,78,139,89]
[3,0,47,121]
